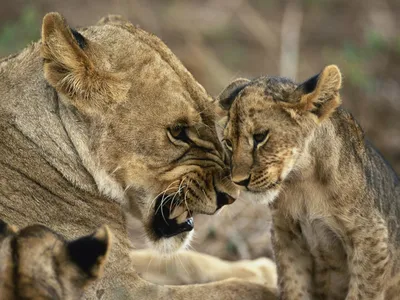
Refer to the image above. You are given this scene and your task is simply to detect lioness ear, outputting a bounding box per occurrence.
[41,12,130,114]
[67,225,111,279]
[294,65,342,122]
[218,78,250,110]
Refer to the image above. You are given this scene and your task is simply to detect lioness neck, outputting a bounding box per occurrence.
[0,44,97,193]
[0,45,126,233]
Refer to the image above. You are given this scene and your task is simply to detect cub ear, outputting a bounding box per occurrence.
[41,13,130,114]
[0,219,17,243]
[293,65,342,122]
[218,78,250,110]
[67,225,111,279]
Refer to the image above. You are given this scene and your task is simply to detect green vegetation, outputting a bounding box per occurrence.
[0,6,40,57]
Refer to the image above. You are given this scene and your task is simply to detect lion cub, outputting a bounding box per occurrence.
[218,65,400,299]
[0,220,111,300]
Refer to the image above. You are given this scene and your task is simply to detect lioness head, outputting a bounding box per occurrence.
[0,220,110,300]
[40,13,236,253]
[218,65,342,203]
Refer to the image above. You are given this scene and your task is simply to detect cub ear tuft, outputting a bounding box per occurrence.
[67,225,111,279]
[295,65,342,122]
[218,78,250,110]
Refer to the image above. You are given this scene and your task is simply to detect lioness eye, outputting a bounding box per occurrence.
[224,139,233,151]
[254,130,269,146]
[168,125,189,142]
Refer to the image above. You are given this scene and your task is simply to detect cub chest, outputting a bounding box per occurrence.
[299,218,350,298]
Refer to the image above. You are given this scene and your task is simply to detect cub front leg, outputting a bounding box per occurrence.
[341,212,392,300]
[271,211,313,300]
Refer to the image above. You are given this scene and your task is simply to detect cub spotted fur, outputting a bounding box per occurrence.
[0,220,110,300]
[219,65,400,299]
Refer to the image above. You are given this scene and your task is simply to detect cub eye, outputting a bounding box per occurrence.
[253,130,269,147]
[168,125,189,142]
[223,139,233,151]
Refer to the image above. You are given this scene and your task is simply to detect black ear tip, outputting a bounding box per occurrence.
[67,226,110,277]
[0,219,17,236]
[218,78,250,110]
[299,73,320,94]
[0,219,8,234]
[70,28,86,49]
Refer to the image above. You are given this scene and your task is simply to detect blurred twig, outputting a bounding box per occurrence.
[236,2,279,68]
[279,2,303,79]
[184,34,235,88]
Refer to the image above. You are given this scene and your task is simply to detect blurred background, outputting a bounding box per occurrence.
[2,0,400,262]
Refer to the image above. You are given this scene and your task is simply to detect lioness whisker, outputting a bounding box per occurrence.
[148,188,176,216]
[183,179,192,217]
[110,165,122,175]
[168,178,186,214]
[147,180,180,216]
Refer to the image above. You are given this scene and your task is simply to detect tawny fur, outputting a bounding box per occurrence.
[0,12,273,299]
[219,65,400,300]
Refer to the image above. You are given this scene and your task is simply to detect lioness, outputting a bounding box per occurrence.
[0,12,273,299]
[0,220,110,300]
[217,65,400,299]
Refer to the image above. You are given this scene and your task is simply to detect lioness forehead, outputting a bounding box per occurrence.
[79,21,214,127]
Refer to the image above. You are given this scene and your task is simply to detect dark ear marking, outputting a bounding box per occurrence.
[0,219,17,242]
[68,235,107,276]
[0,219,8,235]
[67,226,110,278]
[220,85,247,109]
[218,78,251,110]
[293,65,342,122]
[298,73,319,94]
[71,29,86,49]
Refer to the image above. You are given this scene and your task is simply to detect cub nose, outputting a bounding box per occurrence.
[233,176,250,187]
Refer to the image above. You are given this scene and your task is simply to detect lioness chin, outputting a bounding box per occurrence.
[0,12,274,300]
[218,65,400,299]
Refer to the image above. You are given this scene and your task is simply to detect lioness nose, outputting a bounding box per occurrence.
[216,191,236,210]
[233,176,250,187]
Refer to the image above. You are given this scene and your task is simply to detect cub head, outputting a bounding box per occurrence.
[0,220,111,300]
[40,13,237,253]
[218,65,342,203]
